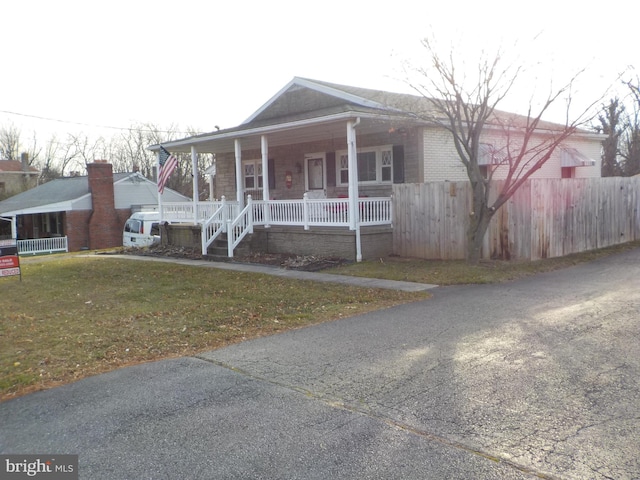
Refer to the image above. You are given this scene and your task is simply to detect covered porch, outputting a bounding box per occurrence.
[154,109,414,261]
[161,194,393,259]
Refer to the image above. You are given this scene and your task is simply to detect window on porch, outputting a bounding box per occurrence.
[243,160,263,197]
[39,212,63,237]
[337,146,393,185]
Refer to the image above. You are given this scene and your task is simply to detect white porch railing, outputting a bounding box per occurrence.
[18,236,69,255]
[163,202,220,222]
[358,197,394,226]
[252,196,393,228]
[200,197,241,255]
[226,197,254,257]
[163,196,393,257]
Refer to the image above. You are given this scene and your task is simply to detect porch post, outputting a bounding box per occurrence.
[0,216,16,240]
[191,146,199,223]
[347,119,360,230]
[235,139,244,209]
[261,135,271,227]
[347,118,362,261]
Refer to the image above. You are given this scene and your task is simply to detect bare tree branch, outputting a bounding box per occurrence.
[406,40,603,262]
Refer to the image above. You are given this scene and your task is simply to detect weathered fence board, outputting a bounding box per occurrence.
[393,178,640,260]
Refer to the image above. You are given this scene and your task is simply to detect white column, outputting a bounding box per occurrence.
[261,135,270,202]
[261,135,271,228]
[347,119,362,262]
[191,146,199,223]
[347,120,360,230]
[235,139,244,208]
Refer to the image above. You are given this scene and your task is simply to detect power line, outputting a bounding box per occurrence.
[0,109,205,135]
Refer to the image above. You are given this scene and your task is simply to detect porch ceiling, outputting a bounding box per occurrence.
[157,113,416,154]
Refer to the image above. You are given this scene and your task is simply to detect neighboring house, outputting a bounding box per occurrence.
[0,161,189,252]
[0,154,40,200]
[149,77,603,260]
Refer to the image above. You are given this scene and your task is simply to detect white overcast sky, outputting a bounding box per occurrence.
[2,0,637,141]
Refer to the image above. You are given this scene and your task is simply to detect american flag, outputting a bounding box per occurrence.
[157,146,178,194]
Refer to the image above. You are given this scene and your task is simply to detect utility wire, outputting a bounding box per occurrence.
[0,109,205,135]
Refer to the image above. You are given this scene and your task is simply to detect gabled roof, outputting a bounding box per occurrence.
[0,160,39,174]
[151,77,425,153]
[0,173,130,215]
[152,77,600,154]
[0,172,187,216]
[242,77,414,125]
[243,77,566,130]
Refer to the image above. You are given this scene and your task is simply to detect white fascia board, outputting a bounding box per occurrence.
[480,122,605,141]
[0,171,39,177]
[242,78,301,125]
[2,200,78,217]
[151,112,380,151]
[293,78,388,110]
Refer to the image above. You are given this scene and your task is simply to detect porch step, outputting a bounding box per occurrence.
[204,233,251,262]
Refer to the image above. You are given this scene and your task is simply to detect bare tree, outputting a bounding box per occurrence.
[0,122,22,160]
[408,39,600,263]
[0,120,213,198]
[620,79,640,176]
[67,133,108,174]
[598,99,624,176]
[39,136,63,183]
[597,78,640,177]
[112,124,159,176]
[0,123,43,180]
[39,134,80,183]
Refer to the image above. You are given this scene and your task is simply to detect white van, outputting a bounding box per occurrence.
[123,212,161,247]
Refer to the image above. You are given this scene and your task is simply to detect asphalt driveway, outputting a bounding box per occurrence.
[2,248,639,479]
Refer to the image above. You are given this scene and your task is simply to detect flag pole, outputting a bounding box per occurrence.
[157,150,163,222]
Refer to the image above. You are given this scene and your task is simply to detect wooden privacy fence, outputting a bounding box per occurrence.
[393,178,640,260]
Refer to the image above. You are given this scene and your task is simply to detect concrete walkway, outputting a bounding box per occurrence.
[99,254,438,292]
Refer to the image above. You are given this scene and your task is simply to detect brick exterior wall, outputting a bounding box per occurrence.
[164,224,392,261]
[248,226,392,260]
[87,161,122,250]
[423,126,468,182]
[66,210,92,251]
[214,130,414,201]
[163,224,202,248]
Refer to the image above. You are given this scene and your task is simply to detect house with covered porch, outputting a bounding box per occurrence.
[0,161,189,254]
[153,77,602,261]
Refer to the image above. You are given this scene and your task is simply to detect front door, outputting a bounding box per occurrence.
[305,153,326,199]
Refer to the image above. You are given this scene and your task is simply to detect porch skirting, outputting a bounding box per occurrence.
[162,224,392,261]
[249,226,392,260]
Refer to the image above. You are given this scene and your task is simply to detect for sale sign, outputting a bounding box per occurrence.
[0,244,20,278]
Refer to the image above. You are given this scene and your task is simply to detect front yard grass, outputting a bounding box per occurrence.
[2,241,638,402]
[0,256,427,402]
[327,241,640,285]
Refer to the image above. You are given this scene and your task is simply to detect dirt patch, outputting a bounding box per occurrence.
[112,246,350,272]
[237,252,350,271]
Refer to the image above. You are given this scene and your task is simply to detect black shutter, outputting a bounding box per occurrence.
[326,152,336,187]
[393,145,405,184]
[268,158,276,190]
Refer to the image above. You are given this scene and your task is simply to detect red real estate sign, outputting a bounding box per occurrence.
[0,245,20,278]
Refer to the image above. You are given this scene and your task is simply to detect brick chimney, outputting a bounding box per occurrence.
[87,161,120,250]
[20,152,29,172]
